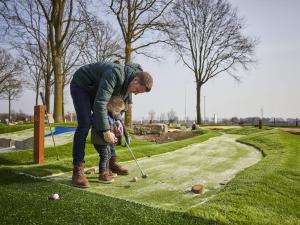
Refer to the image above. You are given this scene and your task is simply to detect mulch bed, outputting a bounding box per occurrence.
[134,131,199,144]
[279,128,300,135]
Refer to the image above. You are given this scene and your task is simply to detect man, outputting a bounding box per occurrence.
[70,62,153,188]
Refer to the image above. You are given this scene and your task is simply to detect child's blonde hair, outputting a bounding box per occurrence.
[107,96,125,114]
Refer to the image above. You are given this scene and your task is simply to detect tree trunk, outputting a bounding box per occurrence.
[8,95,11,123]
[62,87,65,122]
[196,84,202,125]
[52,0,64,122]
[124,42,133,127]
[53,50,63,122]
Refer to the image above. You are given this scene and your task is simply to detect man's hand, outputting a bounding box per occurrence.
[103,131,116,144]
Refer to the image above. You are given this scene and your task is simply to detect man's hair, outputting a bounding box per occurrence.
[107,96,125,113]
[134,72,153,92]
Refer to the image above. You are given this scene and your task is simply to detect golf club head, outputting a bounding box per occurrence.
[142,174,148,178]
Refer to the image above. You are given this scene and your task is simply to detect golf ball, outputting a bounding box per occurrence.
[132,176,138,182]
[50,193,60,200]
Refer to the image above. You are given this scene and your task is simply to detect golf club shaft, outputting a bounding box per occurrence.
[40,92,59,160]
[125,142,146,176]
[121,120,147,176]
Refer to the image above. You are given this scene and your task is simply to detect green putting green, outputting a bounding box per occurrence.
[48,134,262,211]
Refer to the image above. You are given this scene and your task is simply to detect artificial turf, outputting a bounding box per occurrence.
[0,123,34,134]
[0,127,299,224]
[0,169,217,225]
[0,129,218,177]
[189,129,300,225]
[50,134,261,212]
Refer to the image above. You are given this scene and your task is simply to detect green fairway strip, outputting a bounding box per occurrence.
[49,134,262,212]
[0,130,219,177]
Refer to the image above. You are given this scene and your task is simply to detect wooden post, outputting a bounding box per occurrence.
[34,105,45,164]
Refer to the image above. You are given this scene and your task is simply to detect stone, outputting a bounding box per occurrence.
[0,138,15,147]
[191,184,204,194]
[85,168,96,174]
[15,137,34,150]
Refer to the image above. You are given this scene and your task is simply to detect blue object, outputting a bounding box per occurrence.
[45,126,76,137]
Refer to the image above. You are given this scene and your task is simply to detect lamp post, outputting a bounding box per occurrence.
[203,95,206,124]
[184,85,187,123]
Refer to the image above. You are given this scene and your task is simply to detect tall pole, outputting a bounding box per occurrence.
[184,85,187,122]
[203,95,206,124]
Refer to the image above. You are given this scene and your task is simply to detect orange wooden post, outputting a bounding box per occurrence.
[34,105,45,164]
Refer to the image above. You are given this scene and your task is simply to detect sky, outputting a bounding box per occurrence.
[1,0,299,121]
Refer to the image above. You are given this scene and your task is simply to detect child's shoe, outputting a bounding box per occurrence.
[108,170,118,178]
[99,171,114,184]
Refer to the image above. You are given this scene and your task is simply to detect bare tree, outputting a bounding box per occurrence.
[17,45,44,105]
[0,76,23,122]
[107,0,174,127]
[9,0,53,112]
[167,108,177,124]
[167,0,257,124]
[78,9,122,64]
[60,8,87,120]
[148,110,156,124]
[0,0,11,34]
[37,0,75,122]
[159,112,166,123]
[0,48,22,94]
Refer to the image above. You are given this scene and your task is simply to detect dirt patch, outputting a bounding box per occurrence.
[279,128,300,135]
[201,126,241,130]
[134,131,199,144]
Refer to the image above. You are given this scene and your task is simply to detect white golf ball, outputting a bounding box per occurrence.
[52,193,60,200]
[132,176,138,182]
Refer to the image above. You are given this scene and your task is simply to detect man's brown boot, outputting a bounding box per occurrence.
[72,163,90,188]
[109,157,129,175]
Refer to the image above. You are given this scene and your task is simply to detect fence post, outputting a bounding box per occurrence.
[33,105,45,164]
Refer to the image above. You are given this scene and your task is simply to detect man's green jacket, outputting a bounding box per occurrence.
[72,62,142,132]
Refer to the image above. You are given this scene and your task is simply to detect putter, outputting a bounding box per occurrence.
[125,141,148,178]
[122,122,148,178]
[39,92,60,160]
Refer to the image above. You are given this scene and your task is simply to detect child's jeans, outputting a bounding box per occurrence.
[93,144,112,172]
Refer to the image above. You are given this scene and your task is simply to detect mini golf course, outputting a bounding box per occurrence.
[0,126,299,225]
[49,134,262,212]
[0,126,75,152]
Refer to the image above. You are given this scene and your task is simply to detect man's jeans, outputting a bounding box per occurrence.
[70,79,94,164]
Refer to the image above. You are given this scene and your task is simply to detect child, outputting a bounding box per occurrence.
[91,96,126,184]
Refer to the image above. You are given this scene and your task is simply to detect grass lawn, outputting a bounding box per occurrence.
[0,123,34,134]
[0,127,299,224]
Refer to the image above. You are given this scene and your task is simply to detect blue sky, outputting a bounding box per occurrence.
[1,0,299,121]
